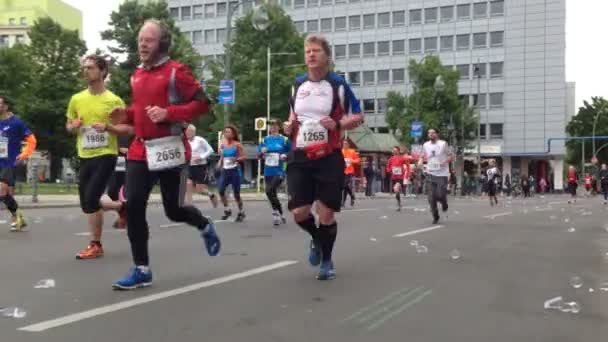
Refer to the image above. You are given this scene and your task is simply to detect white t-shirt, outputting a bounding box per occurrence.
[422,139,450,177]
[188,136,213,166]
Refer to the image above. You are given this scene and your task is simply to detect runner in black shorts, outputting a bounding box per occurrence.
[486,159,500,207]
[185,124,217,207]
[284,34,364,281]
[105,135,131,229]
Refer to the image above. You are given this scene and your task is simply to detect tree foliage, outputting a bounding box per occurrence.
[0,44,33,102]
[18,18,87,179]
[205,3,305,142]
[385,56,476,153]
[566,96,608,166]
[101,0,202,104]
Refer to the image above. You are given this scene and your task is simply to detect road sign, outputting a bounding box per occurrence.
[411,121,423,138]
[218,79,235,104]
[255,118,267,131]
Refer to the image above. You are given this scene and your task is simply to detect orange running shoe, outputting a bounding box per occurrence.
[76,243,104,259]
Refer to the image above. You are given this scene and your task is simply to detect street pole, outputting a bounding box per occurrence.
[257,129,262,194]
[223,3,237,125]
[475,58,482,187]
[267,47,271,135]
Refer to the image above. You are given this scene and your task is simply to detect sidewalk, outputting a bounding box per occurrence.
[12,192,397,209]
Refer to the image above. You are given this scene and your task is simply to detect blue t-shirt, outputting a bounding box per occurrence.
[0,115,32,168]
[258,135,291,176]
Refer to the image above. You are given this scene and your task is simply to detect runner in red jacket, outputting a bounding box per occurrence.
[386,146,408,211]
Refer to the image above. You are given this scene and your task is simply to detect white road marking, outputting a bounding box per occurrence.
[548,201,567,206]
[393,225,444,238]
[18,260,298,332]
[483,212,513,219]
[341,208,378,213]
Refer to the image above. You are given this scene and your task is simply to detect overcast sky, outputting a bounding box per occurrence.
[63,0,607,110]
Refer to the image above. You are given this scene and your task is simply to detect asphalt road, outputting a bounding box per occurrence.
[1,195,608,341]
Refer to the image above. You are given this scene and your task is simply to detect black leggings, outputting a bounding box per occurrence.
[126,161,209,266]
[79,155,117,214]
[342,174,355,204]
[265,175,284,214]
[106,171,125,201]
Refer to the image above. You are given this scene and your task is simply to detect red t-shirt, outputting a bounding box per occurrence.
[568,170,577,183]
[584,176,592,187]
[125,60,210,162]
[386,156,407,180]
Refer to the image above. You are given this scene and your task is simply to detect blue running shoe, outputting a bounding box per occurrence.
[308,239,321,266]
[200,219,221,256]
[316,261,336,281]
[112,267,153,290]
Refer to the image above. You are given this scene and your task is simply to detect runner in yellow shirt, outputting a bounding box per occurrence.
[66,55,131,260]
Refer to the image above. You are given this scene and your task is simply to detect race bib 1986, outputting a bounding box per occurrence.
[265,153,280,167]
[296,120,328,148]
[145,136,185,171]
[81,127,109,150]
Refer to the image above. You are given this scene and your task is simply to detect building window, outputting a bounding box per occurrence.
[192,30,203,44]
[183,31,192,43]
[410,9,422,25]
[308,0,319,6]
[424,7,438,24]
[456,64,470,80]
[363,71,375,86]
[335,0,346,3]
[457,4,471,20]
[440,6,454,22]
[490,123,503,139]
[490,31,504,47]
[409,38,422,54]
[217,28,227,43]
[377,98,387,113]
[349,15,361,30]
[205,29,215,43]
[193,5,203,19]
[294,21,305,32]
[363,99,375,113]
[349,71,361,86]
[0,35,8,47]
[363,14,375,29]
[294,0,305,8]
[490,62,504,78]
[349,43,361,58]
[8,18,15,25]
[170,7,180,19]
[393,11,405,26]
[440,35,453,51]
[456,34,470,50]
[181,6,191,20]
[490,1,505,17]
[217,2,227,16]
[204,4,215,18]
[473,2,488,19]
[281,0,292,7]
[15,34,25,44]
[378,70,390,84]
[363,42,375,56]
[424,37,437,53]
[334,45,346,59]
[473,32,487,48]
[378,12,390,27]
[322,0,333,5]
[307,19,319,32]
[473,93,487,109]
[321,18,332,32]
[479,124,487,139]
[392,40,405,55]
[474,63,487,78]
[377,41,390,56]
[335,16,346,31]
[393,68,405,83]
[490,93,504,108]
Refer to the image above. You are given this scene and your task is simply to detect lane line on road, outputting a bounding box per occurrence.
[393,225,444,238]
[341,287,411,323]
[366,289,433,332]
[483,212,513,219]
[356,287,424,324]
[341,208,378,213]
[18,260,298,333]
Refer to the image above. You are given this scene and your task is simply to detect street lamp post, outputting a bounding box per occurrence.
[474,58,482,183]
[592,108,606,158]
[223,1,267,125]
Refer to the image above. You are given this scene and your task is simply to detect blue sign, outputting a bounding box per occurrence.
[411,121,423,138]
[218,79,235,104]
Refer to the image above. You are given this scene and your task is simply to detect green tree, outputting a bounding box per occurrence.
[101,0,202,104]
[206,3,305,141]
[19,17,87,180]
[566,97,608,167]
[385,56,476,152]
[0,44,33,102]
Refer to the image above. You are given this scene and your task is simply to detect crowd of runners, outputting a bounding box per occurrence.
[1,21,602,289]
